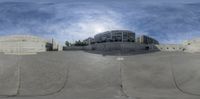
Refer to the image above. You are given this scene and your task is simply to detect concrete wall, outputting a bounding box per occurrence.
[0,35,48,54]
[63,42,189,53]
[63,46,84,50]
[84,43,200,53]
[156,38,200,53]
[183,39,200,53]
[63,42,163,52]
[83,45,93,50]
[64,38,200,53]
[64,42,148,51]
[83,42,150,51]
[155,44,184,52]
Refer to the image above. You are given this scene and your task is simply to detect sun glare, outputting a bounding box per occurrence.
[93,24,106,33]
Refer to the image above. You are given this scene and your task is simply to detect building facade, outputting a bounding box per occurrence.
[83,37,95,45]
[0,35,61,54]
[137,35,159,44]
[94,30,135,43]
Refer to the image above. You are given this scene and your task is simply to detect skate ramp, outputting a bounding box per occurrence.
[0,53,19,96]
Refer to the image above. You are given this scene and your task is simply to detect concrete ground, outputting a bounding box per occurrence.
[0,51,200,99]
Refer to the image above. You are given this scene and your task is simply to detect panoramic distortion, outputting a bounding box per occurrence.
[0,0,200,99]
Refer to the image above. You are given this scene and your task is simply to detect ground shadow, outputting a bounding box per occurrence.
[84,50,160,56]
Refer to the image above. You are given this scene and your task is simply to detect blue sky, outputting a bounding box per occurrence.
[0,0,200,44]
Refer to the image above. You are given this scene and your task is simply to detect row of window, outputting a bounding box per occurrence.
[95,32,135,43]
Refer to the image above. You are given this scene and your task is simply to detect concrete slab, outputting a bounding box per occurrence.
[121,52,184,97]
[170,52,200,96]
[18,52,69,96]
[2,51,124,99]
[0,53,19,96]
[57,51,123,99]
[0,51,200,99]
[120,51,200,98]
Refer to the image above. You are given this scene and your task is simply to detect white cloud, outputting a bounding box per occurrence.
[1,1,200,44]
[46,4,127,44]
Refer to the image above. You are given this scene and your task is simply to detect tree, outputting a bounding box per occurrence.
[74,40,88,46]
[65,41,70,46]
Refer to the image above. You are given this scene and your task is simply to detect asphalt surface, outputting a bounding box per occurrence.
[0,51,200,99]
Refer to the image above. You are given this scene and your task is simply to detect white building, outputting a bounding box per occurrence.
[0,35,60,54]
[183,38,200,53]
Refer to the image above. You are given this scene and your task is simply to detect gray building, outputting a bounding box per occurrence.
[94,30,135,43]
[137,35,159,44]
[83,37,95,45]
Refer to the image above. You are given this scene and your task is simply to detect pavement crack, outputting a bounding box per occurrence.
[16,55,21,96]
[118,57,129,98]
[17,63,71,97]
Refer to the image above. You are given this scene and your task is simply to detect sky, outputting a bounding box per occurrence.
[0,0,200,44]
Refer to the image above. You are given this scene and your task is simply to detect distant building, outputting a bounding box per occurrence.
[83,37,95,45]
[183,38,200,53]
[94,30,135,43]
[137,35,159,44]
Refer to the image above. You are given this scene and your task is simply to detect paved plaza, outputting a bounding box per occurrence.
[0,51,200,99]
